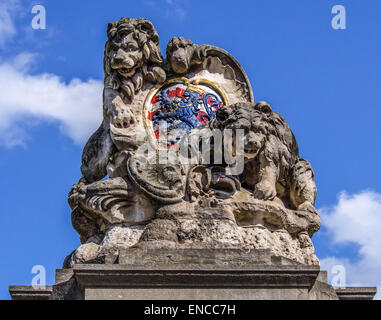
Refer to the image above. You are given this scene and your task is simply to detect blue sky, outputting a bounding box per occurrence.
[0,0,380,299]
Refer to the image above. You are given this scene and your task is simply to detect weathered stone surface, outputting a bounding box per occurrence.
[9,286,53,300]
[240,227,318,265]
[9,248,377,300]
[119,248,272,266]
[335,287,378,300]
[10,265,377,300]
[100,224,145,252]
[62,17,323,266]
[65,225,145,267]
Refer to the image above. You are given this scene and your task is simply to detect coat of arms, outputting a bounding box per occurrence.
[145,78,227,148]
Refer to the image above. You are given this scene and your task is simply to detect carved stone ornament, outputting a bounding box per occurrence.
[65,17,320,268]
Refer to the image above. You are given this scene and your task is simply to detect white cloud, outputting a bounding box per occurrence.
[0,0,19,46]
[0,54,103,147]
[165,0,186,21]
[0,1,103,147]
[319,190,381,299]
[145,0,186,21]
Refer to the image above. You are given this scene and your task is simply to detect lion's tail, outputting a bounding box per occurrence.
[80,121,115,184]
[290,158,317,208]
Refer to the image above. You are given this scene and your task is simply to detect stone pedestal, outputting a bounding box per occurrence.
[9,248,377,300]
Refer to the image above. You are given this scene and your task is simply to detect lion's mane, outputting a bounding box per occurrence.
[212,102,316,210]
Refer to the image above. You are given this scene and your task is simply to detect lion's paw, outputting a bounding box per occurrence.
[253,181,277,201]
[68,182,87,208]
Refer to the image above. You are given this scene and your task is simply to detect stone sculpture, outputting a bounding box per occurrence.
[65,17,320,268]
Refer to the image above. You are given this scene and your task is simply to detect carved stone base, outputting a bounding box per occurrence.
[66,194,320,267]
[9,249,377,300]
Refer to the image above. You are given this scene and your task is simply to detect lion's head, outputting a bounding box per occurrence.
[104,18,166,100]
[212,102,299,163]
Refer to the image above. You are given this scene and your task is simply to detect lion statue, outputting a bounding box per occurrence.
[210,101,317,213]
[80,18,166,184]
